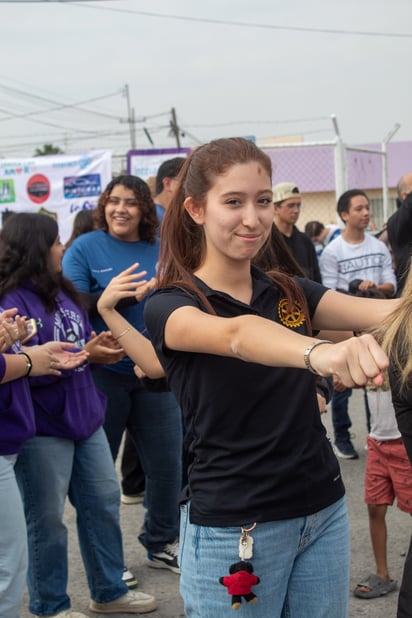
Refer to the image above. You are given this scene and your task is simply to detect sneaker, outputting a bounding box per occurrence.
[89,591,157,614]
[36,611,89,618]
[146,539,180,574]
[123,566,138,589]
[334,440,359,460]
[121,492,145,505]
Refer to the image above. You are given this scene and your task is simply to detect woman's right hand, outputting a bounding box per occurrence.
[28,342,89,376]
[97,263,157,315]
[309,334,388,388]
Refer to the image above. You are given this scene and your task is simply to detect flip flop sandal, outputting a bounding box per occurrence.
[354,573,397,599]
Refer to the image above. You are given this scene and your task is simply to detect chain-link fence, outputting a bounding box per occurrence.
[346,146,397,231]
[261,140,397,234]
[117,136,399,235]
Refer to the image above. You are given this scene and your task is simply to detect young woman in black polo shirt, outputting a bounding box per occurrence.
[98,138,397,618]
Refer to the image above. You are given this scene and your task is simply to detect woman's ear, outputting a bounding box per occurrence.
[184,197,204,225]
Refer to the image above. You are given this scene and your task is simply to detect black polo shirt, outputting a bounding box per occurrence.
[144,267,344,526]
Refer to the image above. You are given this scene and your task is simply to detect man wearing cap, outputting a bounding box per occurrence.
[272,182,322,283]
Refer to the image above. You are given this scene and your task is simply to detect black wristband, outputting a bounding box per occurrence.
[18,351,33,377]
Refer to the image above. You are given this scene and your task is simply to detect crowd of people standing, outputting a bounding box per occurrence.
[1,141,412,618]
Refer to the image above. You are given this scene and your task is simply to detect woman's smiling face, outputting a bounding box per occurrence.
[105,184,142,242]
[187,161,274,264]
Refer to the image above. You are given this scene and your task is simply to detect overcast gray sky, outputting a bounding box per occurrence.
[0,0,410,159]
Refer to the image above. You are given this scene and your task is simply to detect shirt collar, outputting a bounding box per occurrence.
[193,266,274,308]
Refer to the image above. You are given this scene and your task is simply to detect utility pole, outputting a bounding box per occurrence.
[331,114,347,201]
[170,107,181,148]
[381,123,400,223]
[122,84,136,149]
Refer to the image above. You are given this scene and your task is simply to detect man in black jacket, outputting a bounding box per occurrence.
[387,172,412,296]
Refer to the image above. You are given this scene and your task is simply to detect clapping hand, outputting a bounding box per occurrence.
[0,309,30,352]
[84,331,126,365]
[28,342,90,376]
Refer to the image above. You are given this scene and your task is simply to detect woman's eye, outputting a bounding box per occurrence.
[256,198,273,207]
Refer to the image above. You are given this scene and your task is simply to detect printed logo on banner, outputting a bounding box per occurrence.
[79,156,93,170]
[63,174,101,199]
[0,179,15,204]
[27,174,50,204]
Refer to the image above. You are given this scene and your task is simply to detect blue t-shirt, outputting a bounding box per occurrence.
[62,229,160,375]
[156,203,165,225]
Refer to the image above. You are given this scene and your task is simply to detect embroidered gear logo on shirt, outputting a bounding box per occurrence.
[278,299,305,328]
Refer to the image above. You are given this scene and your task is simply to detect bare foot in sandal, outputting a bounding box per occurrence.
[354,573,397,599]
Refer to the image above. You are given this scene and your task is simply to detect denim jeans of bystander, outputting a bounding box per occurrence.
[0,454,28,618]
[15,428,127,616]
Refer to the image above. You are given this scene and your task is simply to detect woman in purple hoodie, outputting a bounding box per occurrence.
[0,213,157,618]
[0,308,88,618]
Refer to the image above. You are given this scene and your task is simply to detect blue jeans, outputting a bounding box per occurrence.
[93,368,182,552]
[15,428,128,616]
[331,388,353,443]
[179,497,350,618]
[0,455,27,618]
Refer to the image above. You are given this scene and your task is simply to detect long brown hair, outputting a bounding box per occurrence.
[378,263,412,393]
[0,213,82,312]
[158,137,309,317]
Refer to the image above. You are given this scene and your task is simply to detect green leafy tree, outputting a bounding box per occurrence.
[34,144,64,156]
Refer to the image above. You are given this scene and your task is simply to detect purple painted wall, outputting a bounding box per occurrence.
[264,141,412,192]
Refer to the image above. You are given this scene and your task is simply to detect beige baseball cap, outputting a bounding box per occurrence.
[272,182,301,204]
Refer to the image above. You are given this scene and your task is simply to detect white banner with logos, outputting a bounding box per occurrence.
[0,150,112,243]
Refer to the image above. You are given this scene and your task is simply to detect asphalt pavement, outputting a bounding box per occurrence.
[20,389,409,617]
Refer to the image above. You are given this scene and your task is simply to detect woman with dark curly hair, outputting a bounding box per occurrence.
[63,175,182,575]
[0,212,156,616]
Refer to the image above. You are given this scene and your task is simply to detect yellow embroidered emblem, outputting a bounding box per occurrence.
[278,298,305,328]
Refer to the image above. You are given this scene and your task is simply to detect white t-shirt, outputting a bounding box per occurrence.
[319,233,397,292]
[367,389,401,440]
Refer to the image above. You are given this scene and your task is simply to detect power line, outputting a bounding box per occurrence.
[69,4,412,39]
[0,121,178,154]
[0,104,95,133]
[0,83,123,121]
[184,116,331,129]
[0,80,174,127]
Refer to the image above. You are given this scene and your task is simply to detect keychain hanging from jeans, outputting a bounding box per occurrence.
[219,523,260,610]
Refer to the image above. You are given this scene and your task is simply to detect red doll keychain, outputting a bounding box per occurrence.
[219,523,260,610]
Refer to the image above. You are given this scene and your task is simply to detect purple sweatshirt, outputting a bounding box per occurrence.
[0,307,36,455]
[1,283,106,440]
